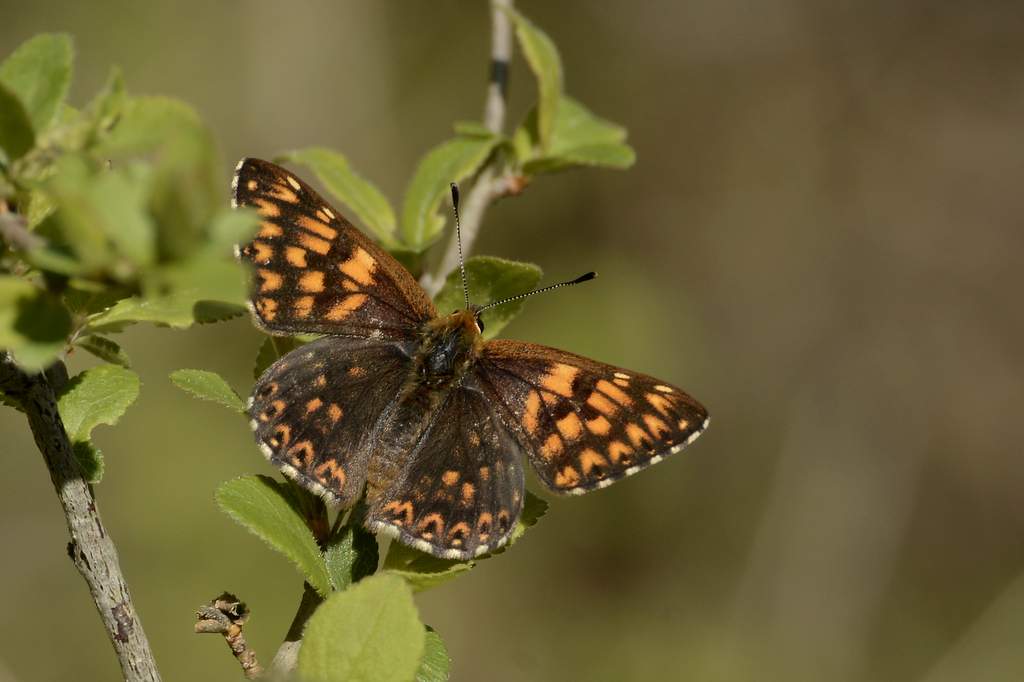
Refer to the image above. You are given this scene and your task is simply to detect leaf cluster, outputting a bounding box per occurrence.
[1,7,635,681]
[0,34,257,374]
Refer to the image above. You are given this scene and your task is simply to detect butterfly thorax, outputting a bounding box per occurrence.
[412,309,484,390]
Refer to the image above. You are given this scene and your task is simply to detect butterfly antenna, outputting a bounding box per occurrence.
[476,271,597,313]
[451,182,471,309]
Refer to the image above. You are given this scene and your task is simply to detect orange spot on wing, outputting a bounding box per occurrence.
[289,440,314,466]
[299,270,325,292]
[677,418,690,430]
[541,363,579,397]
[383,501,414,526]
[298,214,338,240]
[586,391,617,416]
[554,466,581,489]
[447,522,471,545]
[285,246,308,267]
[646,393,673,416]
[586,415,611,435]
[523,390,541,434]
[579,449,609,475]
[643,414,669,437]
[251,241,273,263]
[294,296,314,318]
[461,482,475,503]
[442,470,459,486]
[478,466,491,481]
[257,298,278,321]
[325,294,367,321]
[540,433,563,460]
[299,233,331,255]
[625,423,648,448]
[269,184,298,203]
[274,424,291,445]
[607,440,633,463]
[556,412,583,440]
[314,460,346,488]
[258,221,283,238]
[305,398,322,413]
[338,247,376,286]
[253,198,280,217]
[315,374,327,387]
[258,269,283,292]
[327,404,342,422]
[596,379,632,406]
[477,512,493,539]
[417,513,444,540]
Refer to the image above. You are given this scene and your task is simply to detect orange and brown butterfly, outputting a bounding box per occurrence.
[233,157,709,560]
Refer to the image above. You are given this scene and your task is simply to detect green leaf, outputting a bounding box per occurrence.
[253,336,310,378]
[505,8,563,151]
[216,475,332,596]
[416,628,450,682]
[0,276,72,370]
[433,256,542,339]
[279,147,398,247]
[516,96,635,174]
[84,66,125,138]
[85,292,245,334]
[57,364,140,442]
[72,440,104,483]
[93,95,203,157]
[453,120,498,138]
[400,136,503,250]
[298,573,425,682]
[169,369,244,412]
[0,82,34,159]
[74,335,131,368]
[207,207,258,252]
[507,489,548,546]
[325,523,380,591]
[45,155,157,272]
[0,33,72,132]
[55,364,138,482]
[385,556,474,594]
[524,143,635,173]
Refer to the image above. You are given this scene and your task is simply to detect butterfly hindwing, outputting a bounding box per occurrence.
[233,158,435,338]
[365,377,527,560]
[249,335,415,508]
[478,340,709,495]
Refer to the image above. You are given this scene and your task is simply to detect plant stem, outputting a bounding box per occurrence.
[271,583,323,675]
[194,594,263,679]
[0,355,161,682]
[422,0,516,296]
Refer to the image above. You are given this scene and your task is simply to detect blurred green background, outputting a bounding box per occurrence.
[3,1,1024,680]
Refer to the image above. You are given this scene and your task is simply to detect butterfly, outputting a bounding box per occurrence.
[233,158,709,560]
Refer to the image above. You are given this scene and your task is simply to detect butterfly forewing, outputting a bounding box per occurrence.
[365,379,526,560]
[249,336,415,508]
[478,340,709,495]
[233,158,435,338]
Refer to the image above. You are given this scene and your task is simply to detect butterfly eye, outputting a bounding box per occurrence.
[475,316,485,333]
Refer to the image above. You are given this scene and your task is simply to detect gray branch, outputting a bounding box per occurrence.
[0,354,161,682]
[195,593,263,679]
[271,583,323,676]
[422,0,516,296]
